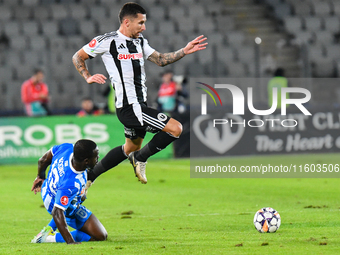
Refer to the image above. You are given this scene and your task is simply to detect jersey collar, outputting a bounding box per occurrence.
[117,30,134,41]
[69,153,85,174]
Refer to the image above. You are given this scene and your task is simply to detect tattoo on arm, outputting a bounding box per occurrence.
[72,52,91,81]
[148,49,185,67]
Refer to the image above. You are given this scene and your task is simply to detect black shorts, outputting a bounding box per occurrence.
[116,103,170,140]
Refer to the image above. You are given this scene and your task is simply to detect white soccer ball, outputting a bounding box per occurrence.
[253,207,281,233]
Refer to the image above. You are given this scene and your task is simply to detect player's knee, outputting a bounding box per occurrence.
[124,143,141,155]
[101,231,108,241]
[97,230,108,241]
[172,121,182,138]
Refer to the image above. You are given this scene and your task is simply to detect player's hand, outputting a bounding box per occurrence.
[84,180,93,198]
[31,177,45,194]
[67,242,82,245]
[81,193,87,203]
[183,35,208,55]
[86,74,107,84]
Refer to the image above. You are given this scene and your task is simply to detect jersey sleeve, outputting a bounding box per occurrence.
[51,144,62,156]
[54,187,78,211]
[51,143,73,156]
[142,38,155,59]
[83,36,109,58]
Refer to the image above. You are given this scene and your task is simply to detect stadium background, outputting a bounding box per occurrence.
[2,1,340,253]
[1,0,340,115]
[1,0,340,161]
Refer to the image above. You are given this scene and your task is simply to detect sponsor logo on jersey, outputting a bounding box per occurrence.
[89,39,97,48]
[118,43,126,49]
[118,53,143,60]
[60,196,69,206]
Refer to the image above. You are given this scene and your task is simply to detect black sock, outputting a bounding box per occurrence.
[88,145,127,182]
[135,132,178,162]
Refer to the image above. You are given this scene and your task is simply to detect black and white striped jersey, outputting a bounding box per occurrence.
[83,30,155,108]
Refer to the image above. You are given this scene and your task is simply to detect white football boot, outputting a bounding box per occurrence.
[128,152,147,184]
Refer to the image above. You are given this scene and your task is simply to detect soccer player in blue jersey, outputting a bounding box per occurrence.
[30,139,107,244]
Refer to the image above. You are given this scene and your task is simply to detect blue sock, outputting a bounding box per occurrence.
[55,230,91,243]
[48,219,57,231]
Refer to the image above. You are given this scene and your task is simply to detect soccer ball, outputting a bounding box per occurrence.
[253,207,281,233]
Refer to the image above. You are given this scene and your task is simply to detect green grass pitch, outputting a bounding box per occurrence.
[1,154,340,254]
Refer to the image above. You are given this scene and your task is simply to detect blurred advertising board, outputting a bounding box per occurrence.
[0,115,173,164]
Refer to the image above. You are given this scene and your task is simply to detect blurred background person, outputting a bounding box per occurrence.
[77,97,103,117]
[102,84,116,115]
[21,68,51,116]
[0,33,9,51]
[267,67,289,109]
[157,71,178,113]
[157,71,187,114]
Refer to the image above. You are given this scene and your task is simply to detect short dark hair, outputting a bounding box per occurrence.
[33,68,44,75]
[119,2,146,23]
[81,97,93,102]
[73,139,97,162]
[162,70,173,76]
[274,67,285,77]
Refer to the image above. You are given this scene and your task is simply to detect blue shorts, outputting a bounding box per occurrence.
[65,205,92,230]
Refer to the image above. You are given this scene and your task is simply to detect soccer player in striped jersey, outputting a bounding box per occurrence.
[72,2,207,185]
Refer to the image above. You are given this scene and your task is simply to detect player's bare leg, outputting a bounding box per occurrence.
[125,137,148,183]
[162,118,183,137]
[80,214,107,241]
[124,137,143,155]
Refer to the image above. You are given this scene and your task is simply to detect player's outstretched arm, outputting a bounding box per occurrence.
[147,35,207,67]
[31,150,53,194]
[52,207,80,244]
[147,49,185,67]
[183,35,207,55]
[72,49,107,84]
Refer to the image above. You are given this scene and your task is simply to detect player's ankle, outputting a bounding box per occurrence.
[134,151,147,162]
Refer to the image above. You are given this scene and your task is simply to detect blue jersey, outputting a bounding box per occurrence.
[41,143,87,217]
